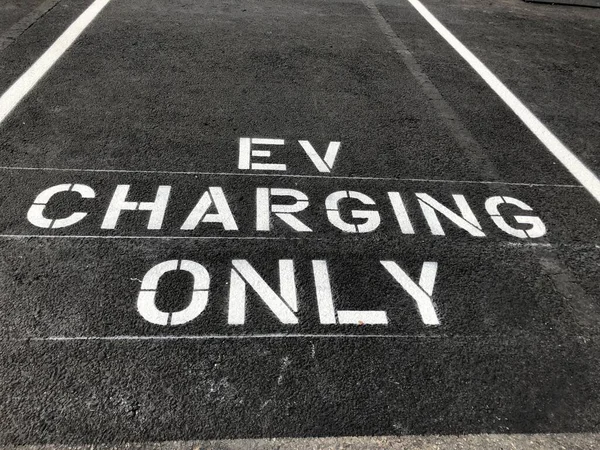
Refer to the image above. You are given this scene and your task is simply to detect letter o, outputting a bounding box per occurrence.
[137,260,210,326]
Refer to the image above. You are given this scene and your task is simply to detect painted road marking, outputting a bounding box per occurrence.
[0,0,113,125]
[17,334,449,341]
[1,168,589,337]
[402,0,600,204]
[0,0,596,343]
[0,0,597,442]
[138,260,210,326]
[6,331,591,341]
[20,182,549,239]
[0,166,583,188]
[0,234,299,240]
[362,0,499,181]
[0,0,596,202]
[27,183,95,229]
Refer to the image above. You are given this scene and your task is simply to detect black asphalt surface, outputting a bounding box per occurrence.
[0,0,46,35]
[0,0,599,445]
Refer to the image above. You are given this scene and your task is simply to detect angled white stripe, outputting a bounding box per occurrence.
[406,0,600,204]
[0,0,113,124]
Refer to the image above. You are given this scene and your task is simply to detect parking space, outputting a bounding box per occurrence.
[389,0,600,174]
[0,0,598,445]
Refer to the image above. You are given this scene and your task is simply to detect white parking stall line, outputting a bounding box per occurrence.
[0,0,113,125]
[404,0,600,205]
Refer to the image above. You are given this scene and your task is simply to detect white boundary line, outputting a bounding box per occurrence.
[9,333,582,341]
[3,237,594,249]
[405,0,600,204]
[0,0,113,124]
[0,234,303,240]
[0,166,583,189]
[19,334,446,341]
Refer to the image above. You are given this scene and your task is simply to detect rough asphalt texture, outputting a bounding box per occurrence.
[0,0,46,34]
[7,433,600,449]
[0,0,599,446]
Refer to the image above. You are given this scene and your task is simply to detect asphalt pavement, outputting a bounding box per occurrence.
[0,0,599,447]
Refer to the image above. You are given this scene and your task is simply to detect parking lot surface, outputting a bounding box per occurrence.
[0,0,599,445]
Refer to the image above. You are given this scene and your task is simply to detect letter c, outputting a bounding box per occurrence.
[27,184,95,229]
